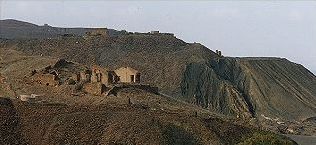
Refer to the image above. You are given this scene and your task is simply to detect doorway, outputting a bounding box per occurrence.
[130,75,135,82]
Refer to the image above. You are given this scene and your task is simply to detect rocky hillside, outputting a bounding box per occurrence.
[1,20,315,127]
[0,31,218,97]
[181,58,316,121]
[0,48,297,144]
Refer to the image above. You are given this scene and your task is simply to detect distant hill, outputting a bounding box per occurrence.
[0,19,125,39]
[0,19,316,134]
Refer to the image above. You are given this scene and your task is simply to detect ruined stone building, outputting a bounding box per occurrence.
[114,67,140,83]
[31,67,59,87]
[33,73,59,86]
[71,66,141,95]
[78,70,91,82]
[73,65,120,86]
[74,66,140,85]
[30,59,145,96]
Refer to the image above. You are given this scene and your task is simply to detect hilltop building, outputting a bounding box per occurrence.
[85,28,108,36]
[150,31,160,34]
[216,50,223,57]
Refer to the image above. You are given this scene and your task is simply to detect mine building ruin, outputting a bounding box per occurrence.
[114,67,141,83]
[29,59,158,96]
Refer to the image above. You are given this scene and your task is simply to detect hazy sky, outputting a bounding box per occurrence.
[1,1,316,71]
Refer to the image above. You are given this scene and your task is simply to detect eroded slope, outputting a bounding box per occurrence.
[181,58,316,121]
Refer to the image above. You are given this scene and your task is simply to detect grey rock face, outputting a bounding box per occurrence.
[181,58,316,121]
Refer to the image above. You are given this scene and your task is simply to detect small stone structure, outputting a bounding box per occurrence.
[85,28,108,36]
[216,50,222,57]
[150,31,160,34]
[148,31,174,36]
[19,94,40,102]
[114,67,140,83]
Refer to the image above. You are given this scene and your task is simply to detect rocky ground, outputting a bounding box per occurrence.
[1,91,297,145]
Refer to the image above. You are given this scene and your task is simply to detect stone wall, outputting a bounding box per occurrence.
[33,74,58,86]
[107,84,158,96]
[91,65,109,85]
[83,82,105,96]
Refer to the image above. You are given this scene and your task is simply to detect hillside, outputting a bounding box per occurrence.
[181,58,316,121]
[0,31,218,97]
[1,19,316,138]
[0,48,297,145]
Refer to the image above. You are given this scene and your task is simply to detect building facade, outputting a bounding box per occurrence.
[114,67,140,83]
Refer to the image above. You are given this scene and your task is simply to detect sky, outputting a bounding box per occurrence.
[1,1,316,72]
